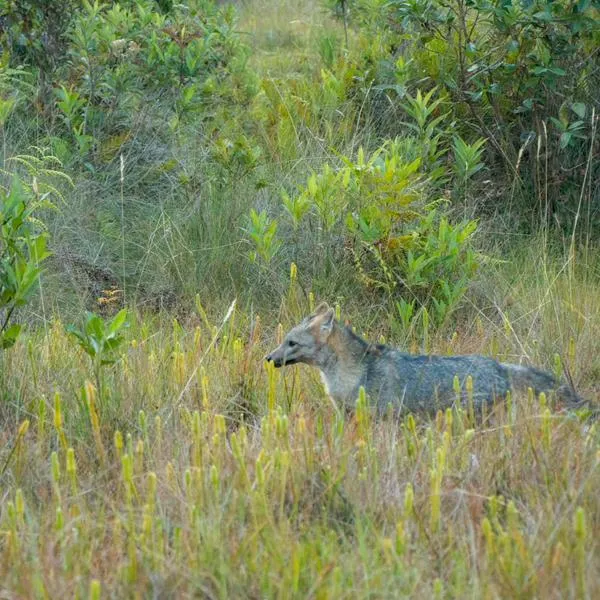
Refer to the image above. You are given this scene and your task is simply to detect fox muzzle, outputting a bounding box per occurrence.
[265,347,298,368]
[264,352,279,367]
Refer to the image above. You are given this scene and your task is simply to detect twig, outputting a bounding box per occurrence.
[341,0,349,50]
[175,298,237,405]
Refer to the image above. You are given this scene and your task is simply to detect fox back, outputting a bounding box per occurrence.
[265,303,581,413]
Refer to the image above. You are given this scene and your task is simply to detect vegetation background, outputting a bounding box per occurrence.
[0,0,599,596]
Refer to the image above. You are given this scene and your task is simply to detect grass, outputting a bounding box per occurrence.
[1,255,600,597]
[1,0,599,597]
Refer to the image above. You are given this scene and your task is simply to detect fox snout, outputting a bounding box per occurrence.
[264,349,283,368]
[264,343,298,368]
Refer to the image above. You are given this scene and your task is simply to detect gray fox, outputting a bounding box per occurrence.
[265,303,582,414]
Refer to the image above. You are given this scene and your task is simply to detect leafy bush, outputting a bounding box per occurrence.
[0,0,80,74]
[48,0,254,160]
[334,0,600,228]
[250,65,360,163]
[2,1,257,171]
[66,309,129,402]
[0,176,50,348]
[0,150,70,349]
[244,208,282,265]
[247,138,480,324]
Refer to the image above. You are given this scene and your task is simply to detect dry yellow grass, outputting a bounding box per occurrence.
[1,262,599,597]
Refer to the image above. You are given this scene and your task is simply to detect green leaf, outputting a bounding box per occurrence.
[31,234,51,263]
[66,325,96,357]
[85,312,105,340]
[531,66,565,77]
[571,103,586,119]
[532,10,553,22]
[1,323,22,349]
[559,132,572,149]
[103,337,125,352]
[550,117,567,132]
[108,309,129,336]
[307,173,318,197]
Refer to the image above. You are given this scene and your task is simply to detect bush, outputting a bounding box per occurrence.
[0,159,63,348]
[49,0,254,162]
[0,0,79,75]
[247,138,481,325]
[333,0,600,229]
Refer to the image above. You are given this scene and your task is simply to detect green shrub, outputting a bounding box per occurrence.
[333,0,600,228]
[244,208,282,265]
[0,0,80,74]
[0,173,53,348]
[52,0,253,158]
[66,309,129,401]
[247,138,480,324]
[250,65,359,163]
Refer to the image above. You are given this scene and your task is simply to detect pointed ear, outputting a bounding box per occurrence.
[313,302,330,316]
[319,307,335,338]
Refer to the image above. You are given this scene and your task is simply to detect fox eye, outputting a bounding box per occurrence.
[287,340,297,347]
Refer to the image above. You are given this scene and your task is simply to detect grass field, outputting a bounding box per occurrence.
[1,253,599,597]
[1,0,599,597]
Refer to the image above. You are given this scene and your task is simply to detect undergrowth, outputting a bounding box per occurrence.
[0,0,599,597]
[1,259,599,596]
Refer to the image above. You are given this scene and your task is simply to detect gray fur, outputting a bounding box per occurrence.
[266,304,582,413]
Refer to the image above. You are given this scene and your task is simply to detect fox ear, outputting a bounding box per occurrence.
[313,302,330,316]
[319,307,335,337]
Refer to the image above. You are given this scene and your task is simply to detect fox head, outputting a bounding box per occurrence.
[265,303,336,368]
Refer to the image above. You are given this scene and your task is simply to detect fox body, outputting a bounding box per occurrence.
[265,303,580,413]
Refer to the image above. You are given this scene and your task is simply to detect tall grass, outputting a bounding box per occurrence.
[1,0,599,596]
[1,259,600,597]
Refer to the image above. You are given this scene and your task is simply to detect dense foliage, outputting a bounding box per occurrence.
[334,0,600,226]
[0,1,599,597]
[1,0,597,313]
